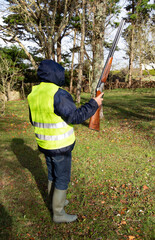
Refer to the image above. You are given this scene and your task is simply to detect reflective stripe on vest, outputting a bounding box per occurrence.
[36,128,74,141]
[32,121,68,129]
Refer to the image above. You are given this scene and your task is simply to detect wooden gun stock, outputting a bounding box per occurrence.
[89,90,102,131]
[101,57,113,83]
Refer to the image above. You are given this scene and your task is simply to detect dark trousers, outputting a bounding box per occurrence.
[45,152,72,190]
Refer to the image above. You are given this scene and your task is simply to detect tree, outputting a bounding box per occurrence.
[82,0,121,97]
[135,0,155,83]
[0,45,41,98]
[141,15,155,67]
[68,12,81,93]
[0,49,23,113]
[125,0,136,86]
[0,0,77,67]
[76,0,86,104]
[70,28,77,93]
[69,0,121,103]
[124,0,155,86]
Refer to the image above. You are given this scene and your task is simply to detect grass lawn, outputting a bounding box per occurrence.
[0,88,154,240]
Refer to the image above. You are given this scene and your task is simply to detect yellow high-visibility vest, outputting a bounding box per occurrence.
[27,82,75,150]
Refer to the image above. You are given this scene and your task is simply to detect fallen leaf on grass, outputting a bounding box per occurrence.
[121,220,127,225]
[143,185,149,190]
[120,199,127,204]
[120,208,127,215]
[128,236,136,240]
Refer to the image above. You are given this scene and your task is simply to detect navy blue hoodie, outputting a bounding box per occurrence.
[29,60,98,155]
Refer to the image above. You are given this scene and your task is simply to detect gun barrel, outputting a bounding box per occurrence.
[108,19,125,58]
[96,19,125,90]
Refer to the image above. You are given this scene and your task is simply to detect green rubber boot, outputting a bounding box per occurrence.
[52,188,77,223]
[48,181,69,209]
[48,180,54,210]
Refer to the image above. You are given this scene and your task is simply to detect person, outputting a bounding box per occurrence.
[27,59,103,223]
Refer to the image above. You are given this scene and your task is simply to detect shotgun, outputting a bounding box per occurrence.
[89,19,125,131]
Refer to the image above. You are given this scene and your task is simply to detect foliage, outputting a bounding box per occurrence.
[64,69,71,87]
[0,0,123,97]
[0,45,42,95]
[108,68,155,81]
[125,0,154,20]
[108,69,128,82]
[1,0,78,62]
[24,69,38,84]
[0,49,24,95]
[124,0,155,63]
[0,89,154,239]
[1,45,26,63]
[70,15,81,31]
[0,1,154,102]
[143,69,155,76]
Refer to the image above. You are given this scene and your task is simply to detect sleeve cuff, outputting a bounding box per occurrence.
[89,98,99,110]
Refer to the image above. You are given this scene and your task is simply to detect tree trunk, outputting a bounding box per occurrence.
[1,77,6,115]
[91,0,105,97]
[22,80,25,99]
[128,25,134,87]
[0,98,6,115]
[45,35,51,59]
[91,1,105,118]
[88,67,92,93]
[57,36,62,63]
[70,29,77,93]
[7,81,11,101]
[139,28,143,86]
[128,0,135,87]
[52,44,55,61]
[139,55,143,87]
[76,0,86,104]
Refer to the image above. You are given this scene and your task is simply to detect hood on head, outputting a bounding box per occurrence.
[37,60,65,86]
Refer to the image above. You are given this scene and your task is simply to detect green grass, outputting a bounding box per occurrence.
[0,88,155,240]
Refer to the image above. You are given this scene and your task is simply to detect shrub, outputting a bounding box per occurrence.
[143,69,155,76]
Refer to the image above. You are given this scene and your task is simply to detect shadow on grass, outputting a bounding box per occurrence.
[103,94,155,122]
[81,121,89,128]
[104,103,154,121]
[11,138,49,211]
[0,204,12,240]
